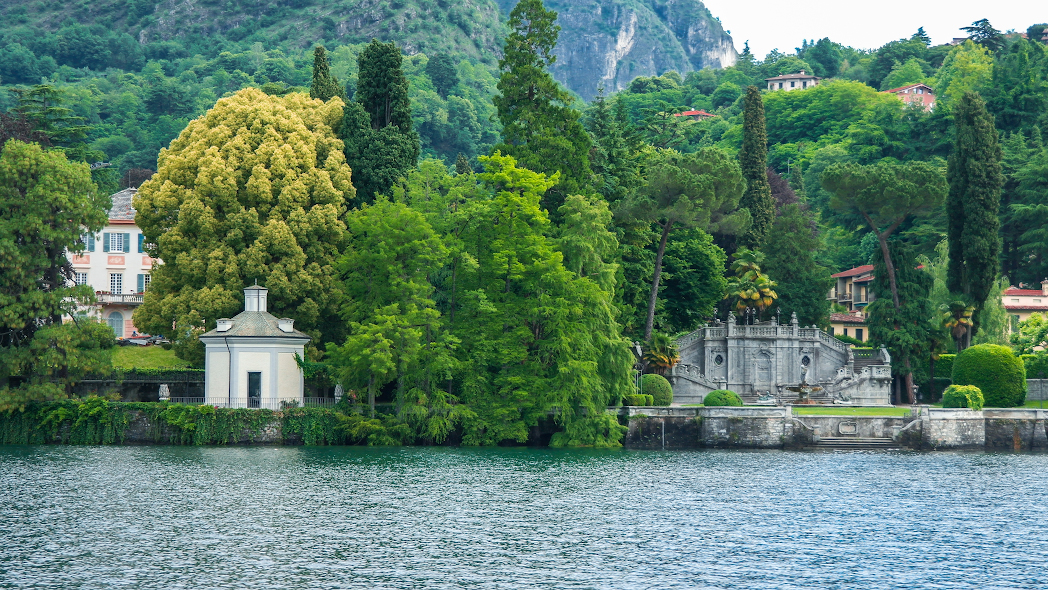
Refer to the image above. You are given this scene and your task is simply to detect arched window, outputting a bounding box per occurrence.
[108,312,124,338]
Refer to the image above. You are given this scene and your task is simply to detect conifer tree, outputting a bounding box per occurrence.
[493,0,593,208]
[309,46,345,102]
[341,40,420,205]
[455,153,471,175]
[584,90,639,204]
[946,91,1003,340]
[738,86,774,250]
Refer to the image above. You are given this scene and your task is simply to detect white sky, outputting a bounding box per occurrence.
[701,0,1037,57]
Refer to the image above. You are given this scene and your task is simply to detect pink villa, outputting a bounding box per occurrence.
[68,188,157,338]
[884,83,936,112]
[1004,281,1048,330]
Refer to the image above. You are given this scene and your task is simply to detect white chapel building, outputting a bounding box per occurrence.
[199,285,311,409]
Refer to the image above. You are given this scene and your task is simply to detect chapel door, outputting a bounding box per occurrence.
[248,372,261,408]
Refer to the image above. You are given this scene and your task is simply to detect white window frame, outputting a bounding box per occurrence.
[110,273,123,294]
[74,272,89,286]
[110,233,124,253]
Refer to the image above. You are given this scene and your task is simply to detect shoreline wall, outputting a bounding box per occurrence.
[620,406,1048,451]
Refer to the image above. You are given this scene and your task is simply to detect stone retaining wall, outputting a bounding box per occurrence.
[621,406,1048,451]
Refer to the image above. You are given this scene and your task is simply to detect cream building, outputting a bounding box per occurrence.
[199,285,311,409]
[1004,281,1048,331]
[765,70,821,91]
[68,188,156,337]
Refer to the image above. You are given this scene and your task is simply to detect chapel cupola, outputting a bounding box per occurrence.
[244,284,268,312]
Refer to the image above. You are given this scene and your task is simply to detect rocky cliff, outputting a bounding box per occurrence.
[495,0,736,100]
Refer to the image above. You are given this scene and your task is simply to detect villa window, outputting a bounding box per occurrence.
[137,273,151,293]
[74,272,88,285]
[790,81,795,88]
[110,273,123,294]
[856,329,864,341]
[110,233,123,253]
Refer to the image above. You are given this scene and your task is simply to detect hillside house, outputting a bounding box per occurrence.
[67,188,157,338]
[884,83,936,112]
[1005,281,1048,331]
[765,71,820,91]
[673,109,715,119]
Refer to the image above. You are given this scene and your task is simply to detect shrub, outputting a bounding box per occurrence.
[1021,353,1048,380]
[703,389,743,406]
[952,344,1026,407]
[933,354,955,380]
[624,394,654,406]
[941,385,984,410]
[642,374,673,406]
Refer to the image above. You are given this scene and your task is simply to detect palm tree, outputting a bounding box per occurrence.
[725,248,778,317]
[941,300,975,351]
[642,333,680,375]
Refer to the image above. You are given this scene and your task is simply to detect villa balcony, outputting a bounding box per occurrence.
[837,292,853,303]
[97,293,144,306]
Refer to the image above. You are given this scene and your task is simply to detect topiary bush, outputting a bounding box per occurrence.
[952,344,1026,407]
[624,394,654,406]
[703,389,743,407]
[642,374,673,406]
[941,384,984,411]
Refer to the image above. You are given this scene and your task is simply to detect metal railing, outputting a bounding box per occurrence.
[97,293,144,305]
[163,397,339,409]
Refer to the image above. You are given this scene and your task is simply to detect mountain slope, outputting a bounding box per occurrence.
[1,0,735,100]
[495,0,736,100]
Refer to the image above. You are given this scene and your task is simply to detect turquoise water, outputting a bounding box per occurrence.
[1,446,1046,589]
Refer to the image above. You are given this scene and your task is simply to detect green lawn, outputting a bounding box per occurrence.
[1023,400,1048,409]
[112,346,192,370]
[792,406,912,417]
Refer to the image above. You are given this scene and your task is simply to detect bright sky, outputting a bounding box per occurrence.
[701,0,1037,57]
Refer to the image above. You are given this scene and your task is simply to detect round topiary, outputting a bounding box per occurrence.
[642,374,673,406]
[941,384,984,411]
[952,344,1026,407]
[703,389,743,407]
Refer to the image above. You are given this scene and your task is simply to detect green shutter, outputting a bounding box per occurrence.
[137,234,144,253]
[87,234,95,252]
[102,233,110,252]
[123,233,130,253]
[137,274,144,293]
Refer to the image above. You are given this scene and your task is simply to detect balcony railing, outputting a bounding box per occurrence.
[97,293,144,305]
[837,291,853,302]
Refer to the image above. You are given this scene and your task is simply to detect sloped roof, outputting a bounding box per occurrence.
[673,109,715,118]
[200,311,311,339]
[108,188,137,221]
[765,71,820,81]
[1004,288,1046,297]
[884,83,934,94]
[1005,304,1048,311]
[831,265,875,278]
[830,312,867,324]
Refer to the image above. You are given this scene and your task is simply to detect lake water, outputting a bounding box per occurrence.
[1,446,1046,589]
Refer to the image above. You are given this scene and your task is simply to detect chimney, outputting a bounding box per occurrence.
[278,318,295,333]
[244,284,268,312]
[1042,279,1048,296]
[799,70,805,75]
[216,319,233,332]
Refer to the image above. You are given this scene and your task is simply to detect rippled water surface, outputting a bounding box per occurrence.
[1,446,1047,589]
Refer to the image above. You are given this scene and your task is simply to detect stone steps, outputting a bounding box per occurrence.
[812,437,902,450]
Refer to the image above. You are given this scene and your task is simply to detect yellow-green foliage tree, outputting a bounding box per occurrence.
[133,88,354,362]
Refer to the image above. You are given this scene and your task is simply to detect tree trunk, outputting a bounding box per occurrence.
[643,220,674,342]
[368,374,375,418]
[904,359,915,404]
[928,357,936,403]
[876,232,900,309]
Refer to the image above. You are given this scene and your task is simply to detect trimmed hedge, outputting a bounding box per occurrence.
[624,394,654,406]
[941,385,984,411]
[1021,353,1048,380]
[642,374,673,406]
[952,344,1026,407]
[703,389,743,407]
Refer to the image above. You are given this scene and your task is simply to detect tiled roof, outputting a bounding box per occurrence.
[673,109,715,118]
[1005,305,1048,311]
[852,276,875,284]
[1004,288,1046,296]
[108,188,137,221]
[884,83,934,94]
[765,72,820,81]
[830,313,867,324]
[200,311,311,339]
[831,265,875,278]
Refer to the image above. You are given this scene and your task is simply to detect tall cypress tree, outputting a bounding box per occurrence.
[584,90,639,205]
[341,40,420,205]
[738,86,774,250]
[309,46,344,102]
[493,0,593,209]
[946,91,1003,340]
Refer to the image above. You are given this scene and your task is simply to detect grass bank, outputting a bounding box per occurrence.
[792,406,912,417]
[112,346,192,370]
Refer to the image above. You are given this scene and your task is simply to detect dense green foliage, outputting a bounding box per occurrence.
[624,393,654,406]
[738,86,773,249]
[1021,353,1048,380]
[952,344,1027,407]
[642,374,673,406]
[703,389,743,406]
[941,384,984,410]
